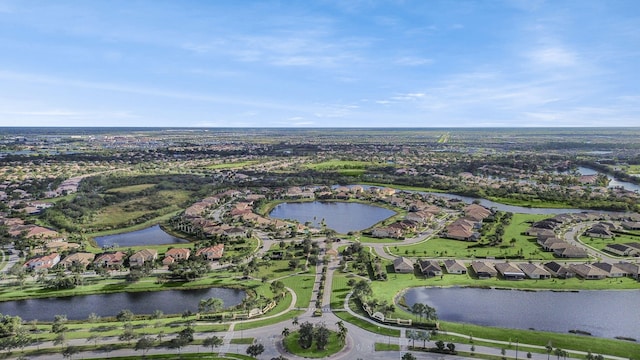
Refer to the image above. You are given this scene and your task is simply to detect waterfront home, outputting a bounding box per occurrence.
[58,252,95,270]
[443,259,467,274]
[418,260,442,277]
[197,244,225,261]
[165,248,191,261]
[470,261,497,279]
[129,249,158,267]
[591,262,628,277]
[494,262,526,280]
[372,226,403,239]
[569,264,608,280]
[393,257,415,273]
[94,251,126,268]
[544,261,575,279]
[463,204,492,222]
[518,263,551,279]
[24,253,60,270]
[615,262,640,280]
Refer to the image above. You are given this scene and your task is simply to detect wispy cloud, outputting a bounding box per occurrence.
[395,56,433,66]
[527,46,577,67]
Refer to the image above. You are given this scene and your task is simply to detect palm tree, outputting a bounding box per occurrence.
[281,327,290,338]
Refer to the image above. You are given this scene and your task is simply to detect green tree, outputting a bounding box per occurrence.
[402,353,416,360]
[135,336,155,356]
[435,340,445,351]
[247,343,265,357]
[314,323,330,350]
[116,309,134,323]
[62,345,79,359]
[199,297,224,313]
[203,335,224,354]
[446,342,455,352]
[298,321,314,349]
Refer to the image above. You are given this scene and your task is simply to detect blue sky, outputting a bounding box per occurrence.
[0,0,638,127]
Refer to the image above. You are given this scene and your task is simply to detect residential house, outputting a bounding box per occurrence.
[553,245,588,258]
[443,259,467,275]
[418,260,442,277]
[615,262,640,280]
[518,263,551,279]
[538,237,567,251]
[470,261,497,279]
[604,243,636,256]
[463,204,492,222]
[372,227,403,239]
[494,262,526,280]
[584,224,614,239]
[58,252,95,270]
[621,221,640,230]
[544,261,575,279]
[197,244,225,261]
[444,219,479,241]
[24,253,60,270]
[569,264,608,280]
[165,248,191,261]
[129,249,158,267]
[591,262,627,277]
[393,257,414,273]
[94,251,126,268]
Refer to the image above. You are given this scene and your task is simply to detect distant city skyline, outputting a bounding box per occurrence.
[0,0,638,128]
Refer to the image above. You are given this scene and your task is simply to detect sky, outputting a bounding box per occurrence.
[0,0,638,128]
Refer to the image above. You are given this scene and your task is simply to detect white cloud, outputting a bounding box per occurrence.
[395,56,433,66]
[528,46,577,67]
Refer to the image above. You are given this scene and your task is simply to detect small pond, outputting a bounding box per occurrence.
[269,201,396,234]
[94,225,189,248]
[403,287,640,340]
[0,287,245,321]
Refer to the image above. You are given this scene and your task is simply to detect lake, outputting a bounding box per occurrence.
[577,167,640,192]
[403,287,640,340]
[94,225,189,248]
[0,287,245,321]
[269,201,396,234]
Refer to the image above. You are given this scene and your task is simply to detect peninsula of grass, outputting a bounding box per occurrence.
[438,321,640,359]
[282,330,344,358]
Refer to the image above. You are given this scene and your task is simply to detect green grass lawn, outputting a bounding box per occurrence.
[330,274,351,309]
[91,190,192,229]
[105,184,156,194]
[280,274,315,308]
[579,233,640,252]
[388,213,557,260]
[375,342,400,351]
[252,260,296,281]
[305,160,377,171]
